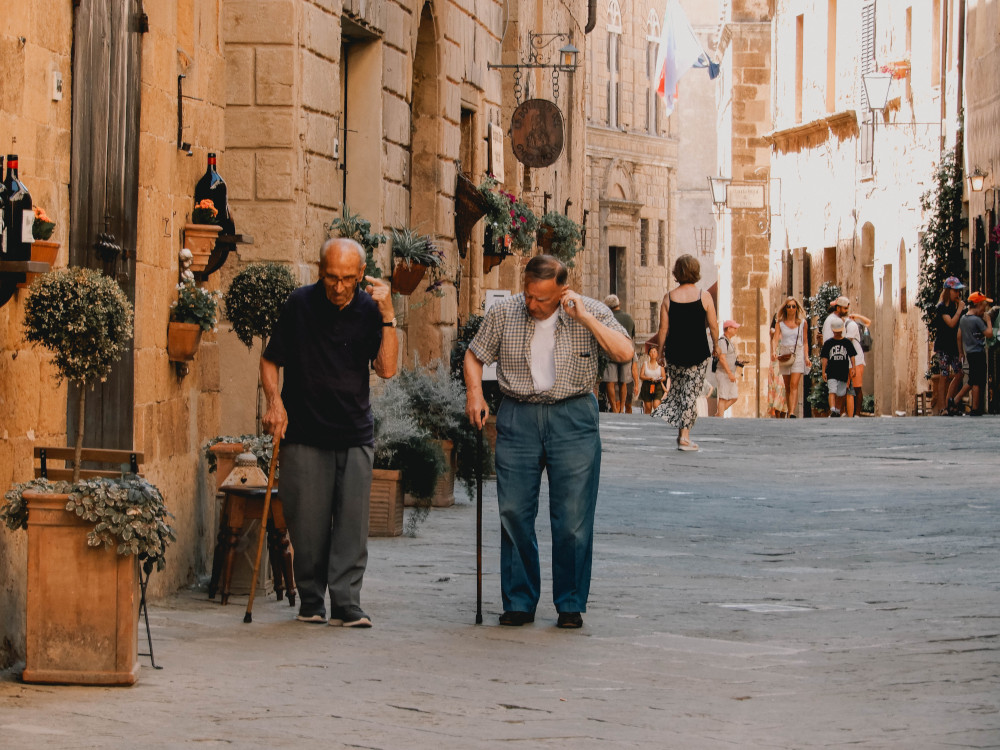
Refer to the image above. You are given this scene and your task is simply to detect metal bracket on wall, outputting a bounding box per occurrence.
[176,75,200,156]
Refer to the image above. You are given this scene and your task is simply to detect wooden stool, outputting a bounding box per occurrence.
[914,391,931,416]
[208,485,295,607]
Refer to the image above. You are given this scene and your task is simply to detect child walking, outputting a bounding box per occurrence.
[820,318,857,418]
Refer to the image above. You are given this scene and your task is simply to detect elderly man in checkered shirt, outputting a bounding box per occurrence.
[464,255,634,630]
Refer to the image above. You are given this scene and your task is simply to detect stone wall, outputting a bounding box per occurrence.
[0,2,227,667]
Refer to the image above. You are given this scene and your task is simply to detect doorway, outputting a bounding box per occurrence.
[609,245,626,302]
[68,0,143,449]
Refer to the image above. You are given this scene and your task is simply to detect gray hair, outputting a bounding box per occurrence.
[524,254,568,286]
[320,237,366,270]
[603,294,620,309]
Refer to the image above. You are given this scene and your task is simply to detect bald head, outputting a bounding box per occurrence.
[319,237,367,308]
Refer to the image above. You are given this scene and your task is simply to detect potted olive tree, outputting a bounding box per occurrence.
[0,267,175,685]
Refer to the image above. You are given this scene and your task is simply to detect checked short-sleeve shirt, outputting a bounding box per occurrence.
[469,293,628,403]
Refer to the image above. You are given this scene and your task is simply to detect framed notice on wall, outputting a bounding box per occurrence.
[488,123,504,182]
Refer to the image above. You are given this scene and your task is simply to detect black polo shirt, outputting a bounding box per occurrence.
[263,282,383,448]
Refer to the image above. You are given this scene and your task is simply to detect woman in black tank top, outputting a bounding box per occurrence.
[650,255,720,451]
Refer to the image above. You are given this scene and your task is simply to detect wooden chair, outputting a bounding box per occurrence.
[914,392,932,416]
[33,446,160,669]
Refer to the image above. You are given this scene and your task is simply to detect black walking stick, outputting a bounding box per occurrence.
[476,410,485,625]
[244,435,280,623]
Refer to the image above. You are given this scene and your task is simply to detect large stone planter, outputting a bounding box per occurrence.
[22,490,140,686]
[405,439,455,508]
[369,469,403,537]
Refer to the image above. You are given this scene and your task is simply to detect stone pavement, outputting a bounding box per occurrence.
[1,414,998,749]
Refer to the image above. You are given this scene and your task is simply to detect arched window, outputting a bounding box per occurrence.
[606,0,622,128]
[607,0,622,33]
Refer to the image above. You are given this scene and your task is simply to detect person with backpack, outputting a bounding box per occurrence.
[822,296,872,417]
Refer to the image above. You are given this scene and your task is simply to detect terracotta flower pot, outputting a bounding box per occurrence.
[369,469,403,537]
[183,223,222,273]
[391,261,427,295]
[17,240,60,289]
[167,321,203,362]
[22,490,140,686]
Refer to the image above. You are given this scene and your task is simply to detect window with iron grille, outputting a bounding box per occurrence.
[640,218,649,266]
[657,220,666,265]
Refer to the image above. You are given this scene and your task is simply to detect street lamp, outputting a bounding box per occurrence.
[558,43,580,72]
[862,71,892,112]
[708,176,730,206]
[968,167,988,193]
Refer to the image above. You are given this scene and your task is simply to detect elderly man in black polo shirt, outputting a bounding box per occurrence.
[464,255,634,629]
[261,237,397,628]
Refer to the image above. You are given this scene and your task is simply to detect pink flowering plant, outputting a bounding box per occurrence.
[478,175,538,255]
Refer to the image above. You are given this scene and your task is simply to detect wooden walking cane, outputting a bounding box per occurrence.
[244,435,280,623]
[476,410,485,625]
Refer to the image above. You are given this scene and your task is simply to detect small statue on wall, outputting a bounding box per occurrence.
[179,247,194,283]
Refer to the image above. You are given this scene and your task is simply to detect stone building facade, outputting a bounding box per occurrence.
[583,0,719,346]
[764,0,961,417]
[0,0,587,665]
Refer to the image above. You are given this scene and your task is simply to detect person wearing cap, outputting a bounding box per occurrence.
[714,319,742,416]
[820,317,858,418]
[954,291,993,416]
[601,294,636,413]
[933,277,967,415]
[822,295,872,417]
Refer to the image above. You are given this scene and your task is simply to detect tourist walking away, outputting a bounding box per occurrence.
[955,291,993,416]
[820,318,857,417]
[601,294,636,413]
[766,312,787,417]
[822,295,871,416]
[651,254,720,451]
[639,345,667,414]
[934,277,967,415]
[771,296,809,417]
[714,319,741,416]
[463,255,633,629]
[261,238,398,628]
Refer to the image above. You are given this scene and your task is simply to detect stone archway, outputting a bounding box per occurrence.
[405,2,455,367]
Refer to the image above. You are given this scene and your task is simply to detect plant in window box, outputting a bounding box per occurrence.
[537,212,582,267]
[325,204,387,280]
[168,279,220,363]
[17,205,60,289]
[389,227,446,296]
[185,198,222,273]
[478,176,538,271]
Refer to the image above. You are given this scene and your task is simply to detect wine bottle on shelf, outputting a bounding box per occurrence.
[3,154,33,262]
[0,155,6,253]
[194,152,234,236]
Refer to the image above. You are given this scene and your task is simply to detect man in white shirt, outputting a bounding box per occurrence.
[822,295,872,417]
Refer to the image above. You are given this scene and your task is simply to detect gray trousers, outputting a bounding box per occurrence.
[279,443,373,617]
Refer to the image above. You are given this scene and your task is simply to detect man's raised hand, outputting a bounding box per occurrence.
[365,275,394,319]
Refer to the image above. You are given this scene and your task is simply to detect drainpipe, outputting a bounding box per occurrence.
[585,0,596,34]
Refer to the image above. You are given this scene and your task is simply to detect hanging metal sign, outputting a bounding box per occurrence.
[510,99,564,168]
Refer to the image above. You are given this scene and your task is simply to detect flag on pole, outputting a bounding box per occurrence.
[654,0,707,114]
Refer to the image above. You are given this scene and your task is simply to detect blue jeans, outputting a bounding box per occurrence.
[495,394,601,613]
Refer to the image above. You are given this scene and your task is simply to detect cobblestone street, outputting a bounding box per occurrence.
[1,415,998,749]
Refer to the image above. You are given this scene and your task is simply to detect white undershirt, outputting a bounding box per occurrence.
[529,312,558,392]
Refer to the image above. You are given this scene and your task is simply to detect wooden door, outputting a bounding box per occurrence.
[68,0,143,450]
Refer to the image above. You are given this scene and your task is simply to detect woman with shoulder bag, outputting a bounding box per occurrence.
[770,296,810,417]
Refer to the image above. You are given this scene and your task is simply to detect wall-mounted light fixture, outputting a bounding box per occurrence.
[708,176,731,206]
[968,167,988,193]
[488,32,580,74]
[862,71,892,113]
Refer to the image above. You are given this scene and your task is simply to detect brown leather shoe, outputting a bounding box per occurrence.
[499,611,535,626]
[557,612,583,629]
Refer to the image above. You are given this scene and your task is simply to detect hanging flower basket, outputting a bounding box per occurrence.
[391,261,428,295]
[183,224,222,273]
[167,321,202,362]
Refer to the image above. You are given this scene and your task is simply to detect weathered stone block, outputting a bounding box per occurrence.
[223,148,255,201]
[225,46,255,106]
[304,153,340,209]
[256,47,296,106]
[255,151,296,200]
[304,111,338,158]
[301,50,337,115]
[224,1,297,45]
[225,109,295,148]
[383,46,410,98]
[382,93,410,146]
[302,3,341,54]
[384,142,410,183]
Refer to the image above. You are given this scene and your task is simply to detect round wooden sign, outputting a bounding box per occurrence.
[510,99,564,168]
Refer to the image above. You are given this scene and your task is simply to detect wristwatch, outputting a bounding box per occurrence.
[382,318,397,328]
